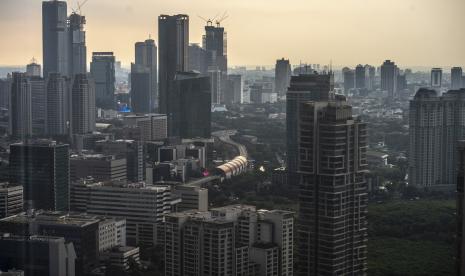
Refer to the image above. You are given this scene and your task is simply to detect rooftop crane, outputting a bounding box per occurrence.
[215,11,228,27]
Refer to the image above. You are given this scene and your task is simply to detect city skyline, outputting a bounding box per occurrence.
[1,0,465,67]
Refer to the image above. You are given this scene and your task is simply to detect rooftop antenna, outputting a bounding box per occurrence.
[215,11,229,27]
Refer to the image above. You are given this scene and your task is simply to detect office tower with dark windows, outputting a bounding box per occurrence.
[458,141,465,276]
[68,12,87,75]
[70,154,127,182]
[9,140,70,211]
[355,64,366,89]
[208,68,222,104]
[130,63,152,113]
[158,14,189,114]
[296,97,368,275]
[71,74,95,135]
[286,73,334,190]
[409,88,465,190]
[134,39,157,111]
[46,73,69,136]
[30,77,47,135]
[275,58,292,97]
[90,52,115,108]
[188,43,207,74]
[0,77,12,109]
[365,65,375,90]
[0,183,23,219]
[168,72,211,138]
[9,72,32,138]
[42,0,69,77]
[95,140,145,182]
[225,74,243,105]
[342,67,355,94]
[203,23,227,74]
[381,60,398,99]
[26,61,41,77]
[452,67,463,90]
[123,113,168,141]
[431,68,443,89]
[0,234,76,276]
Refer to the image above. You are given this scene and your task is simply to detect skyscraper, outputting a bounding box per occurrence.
[297,98,368,275]
[9,140,70,211]
[30,77,47,136]
[365,65,375,90]
[71,74,95,135]
[0,77,12,109]
[90,52,115,108]
[188,43,207,74]
[68,12,87,75]
[203,22,227,74]
[451,67,463,90]
[275,58,292,97]
[457,141,465,276]
[286,73,334,190]
[158,14,189,114]
[9,72,32,138]
[431,68,442,89]
[342,67,355,94]
[409,88,465,190]
[130,63,152,113]
[135,39,157,111]
[42,0,69,77]
[26,61,42,77]
[381,60,398,99]
[168,72,211,138]
[46,73,69,136]
[355,64,366,89]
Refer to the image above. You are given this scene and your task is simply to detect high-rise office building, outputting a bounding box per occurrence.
[451,67,463,90]
[342,67,355,94]
[208,68,222,104]
[9,72,32,138]
[381,60,398,99]
[46,73,69,136]
[26,61,41,77]
[0,234,76,276]
[296,98,368,275]
[134,39,157,111]
[9,140,70,211]
[95,140,145,182]
[457,141,465,276]
[70,154,127,182]
[286,73,334,190]
[163,205,294,276]
[409,88,465,190]
[68,12,87,76]
[42,0,69,77]
[90,52,115,108]
[71,74,95,134]
[275,58,292,97]
[203,23,227,74]
[431,68,442,89]
[355,64,366,89]
[0,182,23,219]
[123,113,168,141]
[188,43,207,74]
[225,74,243,104]
[168,72,211,138]
[30,77,47,135]
[158,14,189,114]
[71,179,174,246]
[130,63,152,113]
[0,77,12,109]
[365,65,375,90]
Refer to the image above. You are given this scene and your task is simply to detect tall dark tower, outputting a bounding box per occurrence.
[134,39,158,111]
[158,14,189,114]
[68,12,87,75]
[203,22,227,73]
[71,74,95,135]
[275,58,292,97]
[9,73,32,138]
[42,0,69,77]
[90,52,115,108]
[296,97,368,275]
[46,73,69,136]
[9,140,70,211]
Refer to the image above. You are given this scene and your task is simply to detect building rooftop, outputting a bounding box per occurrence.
[0,211,101,228]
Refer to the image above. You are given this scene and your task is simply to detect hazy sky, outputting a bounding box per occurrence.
[1,0,464,68]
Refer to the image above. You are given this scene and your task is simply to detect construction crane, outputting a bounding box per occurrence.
[215,11,228,27]
[71,0,89,14]
[197,15,214,26]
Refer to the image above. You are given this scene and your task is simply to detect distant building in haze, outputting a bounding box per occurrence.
[188,43,207,74]
[42,0,69,77]
[26,61,41,77]
[409,88,465,190]
[158,14,189,114]
[9,73,32,138]
[168,72,211,139]
[90,52,115,109]
[275,58,292,97]
[71,74,95,135]
[134,39,157,111]
[451,67,463,90]
[457,141,465,276]
[130,63,152,113]
[342,67,355,94]
[68,12,87,76]
[431,68,442,89]
[46,73,69,136]
[355,64,366,89]
[381,60,398,99]
[9,140,70,211]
